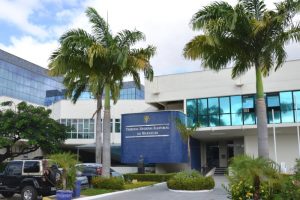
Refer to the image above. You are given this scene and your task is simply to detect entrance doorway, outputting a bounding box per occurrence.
[206,142,219,167]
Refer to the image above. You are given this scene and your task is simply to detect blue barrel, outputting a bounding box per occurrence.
[73,180,81,198]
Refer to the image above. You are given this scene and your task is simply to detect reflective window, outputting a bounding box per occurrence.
[220,114,231,126]
[231,114,243,125]
[219,97,230,114]
[280,92,294,123]
[294,91,300,122]
[209,115,219,127]
[198,99,208,115]
[186,99,198,126]
[267,94,281,124]
[208,98,219,114]
[243,96,255,125]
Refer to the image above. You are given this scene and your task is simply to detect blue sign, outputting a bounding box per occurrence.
[121,111,188,164]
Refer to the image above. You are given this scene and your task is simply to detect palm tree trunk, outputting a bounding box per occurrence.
[253,175,260,200]
[255,65,269,158]
[95,96,103,164]
[102,84,111,177]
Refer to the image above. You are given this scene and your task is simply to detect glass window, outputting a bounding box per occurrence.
[231,96,242,114]
[231,114,243,125]
[243,96,254,109]
[294,91,300,122]
[24,161,40,173]
[268,110,281,124]
[198,99,208,115]
[267,95,280,107]
[6,161,22,175]
[209,115,219,127]
[219,97,230,114]
[186,99,198,126]
[220,114,231,126]
[280,91,294,123]
[115,119,120,133]
[244,113,256,125]
[208,98,219,114]
[110,119,113,133]
[199,115,208,127]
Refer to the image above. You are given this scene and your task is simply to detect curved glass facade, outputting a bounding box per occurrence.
[186,90,300,127]
[0,50,64,105]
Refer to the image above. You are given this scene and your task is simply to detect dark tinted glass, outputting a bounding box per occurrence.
[24,161,40,173]
[6,161,23,175]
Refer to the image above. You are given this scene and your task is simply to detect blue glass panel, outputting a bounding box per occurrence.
[231,114,243,125]
[219,97,230,114]
[198,99,208,115]
[294,91,300,110]
[244,113,256,125]
[243,96,254,108]
[199,115,209,127]
[186,99,197,126]
[208,98,219,114]
[280,92,294,123]
[267,95,280,107]
[295,110,300,122]
[209,115,219,127]
[220,114,231,126]
[268,110,281,124]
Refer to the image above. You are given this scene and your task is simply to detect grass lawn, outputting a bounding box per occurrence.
[81,181,157,196]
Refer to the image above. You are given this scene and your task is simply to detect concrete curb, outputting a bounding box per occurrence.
[76,182,165,200]
[168,189,213,193]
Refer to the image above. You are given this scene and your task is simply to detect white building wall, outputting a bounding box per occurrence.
[145,60,300,103]
[244,133,299,172]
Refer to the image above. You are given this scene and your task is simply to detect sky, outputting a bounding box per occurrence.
[0,0,300,76]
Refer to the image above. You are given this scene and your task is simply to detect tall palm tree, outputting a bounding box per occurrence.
[183,0,300,158]
[49,7,156,177]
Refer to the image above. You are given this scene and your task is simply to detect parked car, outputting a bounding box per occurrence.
[0,160,60,200]
[75,163,123,187]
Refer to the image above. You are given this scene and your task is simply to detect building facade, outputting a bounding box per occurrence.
[145,60,300,172]
[0,49,156,163]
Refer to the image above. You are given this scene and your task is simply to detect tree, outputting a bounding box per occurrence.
[175,118,198,169]
[0,101,68,163]
[228,155,280,200]
[183,0,300,158]
[49,7,156,177]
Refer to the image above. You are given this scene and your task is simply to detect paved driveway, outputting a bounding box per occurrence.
[92,176,228,200]
[1,176,229,200]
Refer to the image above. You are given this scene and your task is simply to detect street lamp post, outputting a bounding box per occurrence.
[294,96,300,157]
[272,109,278,163]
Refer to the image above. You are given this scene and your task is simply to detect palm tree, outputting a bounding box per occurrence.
[183,0,300,158]
[175,118,198,169]
[49,27,105,165]
[49,7,156,177]
[229,155,280,200]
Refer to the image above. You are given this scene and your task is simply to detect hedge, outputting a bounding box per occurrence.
[124,173,176,182]
[167,170,215,190]
[92,177,124,190]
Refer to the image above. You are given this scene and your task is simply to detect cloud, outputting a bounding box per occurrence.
[0,36,58,68]
[0,0,299,78]
[0,0,48,38]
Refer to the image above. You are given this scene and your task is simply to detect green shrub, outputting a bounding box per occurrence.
[92,177,124,190]
[0,162,7,173]
[124,173,175,182]
[167,170,215,190]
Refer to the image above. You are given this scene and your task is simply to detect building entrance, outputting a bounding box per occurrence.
[206,142,220,167]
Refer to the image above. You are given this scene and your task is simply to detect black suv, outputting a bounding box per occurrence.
[0,160,60,200]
